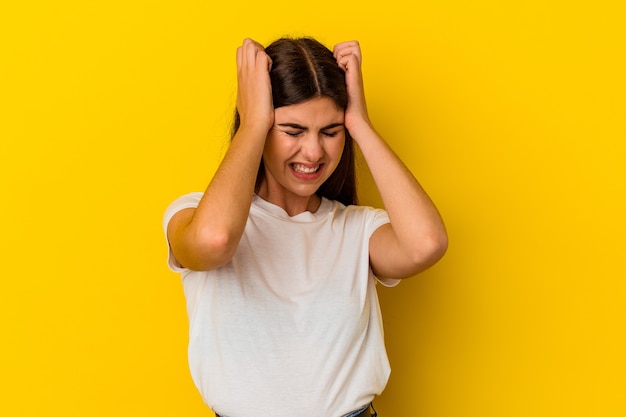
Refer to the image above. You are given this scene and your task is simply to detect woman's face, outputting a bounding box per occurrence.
[259,96,345,208]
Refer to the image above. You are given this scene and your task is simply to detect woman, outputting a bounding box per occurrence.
[164,37,447,417]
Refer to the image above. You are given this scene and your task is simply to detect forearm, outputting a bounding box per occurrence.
[334,40,447,276]
[355,124,448,261]
[179,126,267,268]
[202,127,264,224]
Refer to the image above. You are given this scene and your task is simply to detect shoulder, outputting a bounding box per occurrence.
[165,192,203,212]
[163,193,203,225]
[326,199,390,235]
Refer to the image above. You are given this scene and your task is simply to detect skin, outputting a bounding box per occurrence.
[168,38,448,278]
[257,97,346,216]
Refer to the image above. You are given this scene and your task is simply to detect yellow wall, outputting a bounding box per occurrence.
[2,1,624,416]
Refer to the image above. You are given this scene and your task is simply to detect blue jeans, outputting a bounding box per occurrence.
[343,402,378,417]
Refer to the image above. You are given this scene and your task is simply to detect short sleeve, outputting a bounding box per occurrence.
[368,208,401,288]
[162,192,203,272]
[370,208,390,233]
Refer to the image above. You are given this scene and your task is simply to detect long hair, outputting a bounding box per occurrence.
[231,37,357,206]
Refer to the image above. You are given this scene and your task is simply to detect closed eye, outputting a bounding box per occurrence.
[284,130,303,137]
[322,130,341,137]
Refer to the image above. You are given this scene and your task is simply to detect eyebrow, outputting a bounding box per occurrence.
[277,122,345,130]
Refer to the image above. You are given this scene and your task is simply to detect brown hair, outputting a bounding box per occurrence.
[232,37,357,206]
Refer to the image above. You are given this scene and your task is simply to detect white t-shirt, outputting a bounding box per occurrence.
[163,193,399,417]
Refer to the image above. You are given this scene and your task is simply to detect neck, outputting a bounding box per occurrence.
[256,186,321,217]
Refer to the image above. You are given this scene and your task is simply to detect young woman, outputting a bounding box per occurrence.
[164,37,447,417]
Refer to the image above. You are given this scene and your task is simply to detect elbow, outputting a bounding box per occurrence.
[180,228,238,271]
[203,229,238,265]
[411,229,449,272]
[430,230,448,262]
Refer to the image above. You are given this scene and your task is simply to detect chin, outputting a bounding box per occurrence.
[288,182,323,198]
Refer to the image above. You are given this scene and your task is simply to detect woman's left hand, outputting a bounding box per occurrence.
[333,41,372,138]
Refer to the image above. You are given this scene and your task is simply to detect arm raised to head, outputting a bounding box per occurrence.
[167,39,274,271]
[334,40,448,279]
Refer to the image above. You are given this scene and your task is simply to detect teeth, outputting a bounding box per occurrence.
[293,164,320,174]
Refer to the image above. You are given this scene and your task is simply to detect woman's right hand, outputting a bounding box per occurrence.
[236,38,274,134]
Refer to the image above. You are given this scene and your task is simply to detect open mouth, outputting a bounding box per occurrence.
[291,163,321,174]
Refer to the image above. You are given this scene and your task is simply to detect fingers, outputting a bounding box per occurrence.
[237,38,271,74]
[333,40,361,71]
[333,41,370,131]
[235,38,274,132]
[333,40,364,97]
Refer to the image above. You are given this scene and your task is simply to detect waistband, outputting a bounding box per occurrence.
[344,402,377,417]
[215,402,377,417]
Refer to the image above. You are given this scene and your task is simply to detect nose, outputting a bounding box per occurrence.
[300,133,324,162]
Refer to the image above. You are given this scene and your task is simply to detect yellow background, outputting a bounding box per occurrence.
[2,1,624,416]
